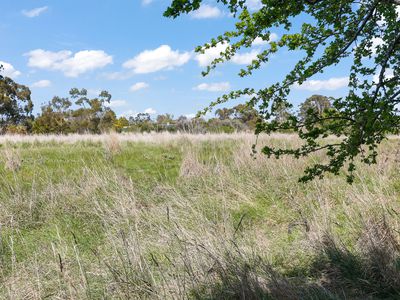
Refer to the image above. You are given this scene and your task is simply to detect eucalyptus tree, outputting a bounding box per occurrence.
[165,0,400,182]
[0,67,33,132]
[69,88,115,133]
[299,95,333,122]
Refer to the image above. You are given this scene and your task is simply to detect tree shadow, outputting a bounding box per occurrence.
[189,219,400,299]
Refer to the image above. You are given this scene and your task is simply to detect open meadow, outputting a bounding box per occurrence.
[0,133,400,299]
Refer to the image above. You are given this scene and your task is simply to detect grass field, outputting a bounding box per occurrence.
[0,133,399,299]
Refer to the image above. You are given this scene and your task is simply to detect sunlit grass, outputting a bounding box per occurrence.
[0,133,399,299]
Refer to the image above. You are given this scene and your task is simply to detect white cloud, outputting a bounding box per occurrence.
[123,45,191,74]
[231,50,260,65]
[130,82,149,91]
[246,0,262,11]
[26,49,71,69]
[144,108,157,115]
[31,80,51,88]
[371,37,384,55]
[252,33,278,46]
[87,89,101,96]
[195,43,229,67]
[190,5,222,19]
[195,42,260,67]
[107,100,127,108]
[119,108,157,118]
[26,49,113,77]
[120,109,138,118]
[142,0,153,6]
[194,82,231,92]
[22,6,48,18]
[185,113,196,119]
[294,77,349,91]
[373,68,394,84]
[0,61,21,79]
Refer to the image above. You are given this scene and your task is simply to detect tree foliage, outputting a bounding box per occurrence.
[0,71,33,133]
[299,94,333,122]
[165,0,400,182]
[32,89,116,134]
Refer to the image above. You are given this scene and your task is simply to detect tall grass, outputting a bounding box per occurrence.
[0,133,399,299]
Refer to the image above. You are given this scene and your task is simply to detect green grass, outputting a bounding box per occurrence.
[113,142,182,187]
[0,135,399,299]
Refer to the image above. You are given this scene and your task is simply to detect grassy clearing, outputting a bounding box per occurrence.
[0,133,399,299]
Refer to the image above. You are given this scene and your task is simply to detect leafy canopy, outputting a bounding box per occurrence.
[165,0,400,182]
[0,67,33,131]
[32,88,116,134]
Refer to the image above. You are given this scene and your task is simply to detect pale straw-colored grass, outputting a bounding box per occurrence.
[0,132,297,144]
[0,134,399,299]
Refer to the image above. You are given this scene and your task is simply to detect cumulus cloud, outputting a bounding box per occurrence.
[194,82,231,92]
[231,50,260,65]
[371,37,384,55]
[106,100,127,108]
[190,5,222,19]
[373,68,394,84]
[195,43,260,67]
[130,82,149,92]
[142,0,153,6]
[246,0,262,11]
[185,113,196,119]
[144,108,157,115]
[119,110,138,118]
[31,80,51,88]
[294,77,349,91]
[22,6,48,18]
[0,61,21,79]
[123,45,191,74]
[25,49,113,77]
[119,108,157,118]
[252,33,278,46]
[195,43,229,67]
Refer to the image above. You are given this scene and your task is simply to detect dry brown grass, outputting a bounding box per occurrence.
[0,134,399,299]
[1,147,22,172]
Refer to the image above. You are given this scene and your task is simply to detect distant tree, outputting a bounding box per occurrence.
[49,96,72,113]
[176,115,191,132]
[0,73,33,133]
[156,114,175,131]
[207,118,234,133]
[273,102,294,125]
[33,96,75,134]
[299,95,333,122]
[68,89,114,133]
[113,116,129,132]
[232,104,259,130]
[99,110,117,132]
[215,108,233,120]
[33,89,116,134]
[131,113,151,124]
[156,113,174,124]
[32,105,70,134]
[128,113,154,132]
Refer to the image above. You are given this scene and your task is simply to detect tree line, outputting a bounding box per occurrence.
[1,71,337,135]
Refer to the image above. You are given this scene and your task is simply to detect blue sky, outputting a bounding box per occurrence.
[0,0,351,118]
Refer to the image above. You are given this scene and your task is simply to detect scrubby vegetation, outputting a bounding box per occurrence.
[0,133,399,299]
[1,72,339,135]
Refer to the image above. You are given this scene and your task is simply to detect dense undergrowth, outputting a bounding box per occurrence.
[0,133,399,299]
